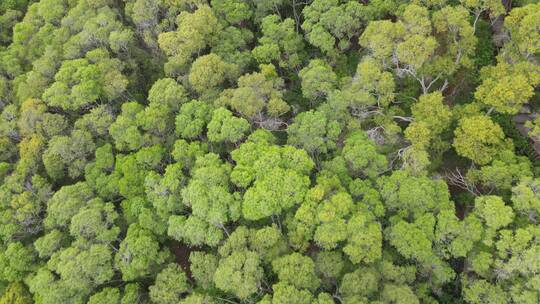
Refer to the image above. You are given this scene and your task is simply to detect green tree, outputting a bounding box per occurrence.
[502,3,540,61]
[0,282,32,304]
[87,288,120,304]
[272,253,320,291]
[42,49,127,111]
[287,110,341,156]
[378,170,452,218]
[109,102,146,152]
[512,177,540,221]
[189,251,218,290]
[0,242,35,282]
[299,59,338,103]
[266,282,314,304]
[115,224,170,281]
[189,54,229,94]
[475,61,540,114]
[158,5,220,73]
[149,263,190,304]
[47,244,114,292]
[453,115,510,165]
[175,100,212,139]
[231,139,314,221]
[302,0,369,56]
[207,107,250,143]
[252,15,305,69]
[210,0,252,24]
[342,131,388,179]
[360,4,476,93]
[44,182,94,229]
[34,229,66,259]
[214,250,263,300]
[42,130,96,180]
[219,64,289,129]
[69,198,120,245]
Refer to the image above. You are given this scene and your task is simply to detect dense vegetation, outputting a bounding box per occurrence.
[0,0,539,303]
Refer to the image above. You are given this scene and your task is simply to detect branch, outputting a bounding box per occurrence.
[444,168,481,197]
[393,115,413,122]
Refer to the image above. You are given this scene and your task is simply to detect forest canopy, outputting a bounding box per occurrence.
[1,0,540,303]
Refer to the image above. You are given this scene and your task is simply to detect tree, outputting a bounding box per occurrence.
[299,59,337,103]
[149,263,190,304]
[137,78,188,140]
[42,49,127,111]
[145,163,186,221]
[47,244,114,292]
[462,280,507,304]
[214,250,264,300]
[459,0,505,30]
[34,229,66,259]
[435,210,482,259]
[114,145,165,199]
[289,175,382,262]
[267,282,314,304]
[343,213,383,264]
[252,15,305,69]
[0,282,32,304]
[512,177,540,221]
[453,115,510,165]
[360,4,476,93]
[211,0,252,24]
[175,100,212,139]
[42,130,96,180]
[188,53,229,94]
[219,64,289,130]
[172,152,238,246]
[74,105,114,139]
[381,284,420,304]
[287,110,341,156]
[211,26,253,77]
[18,98,67,139]
[212,225,287,299]
[466,150,532,193]
[242,167,310,221]
[339,267,380,301]
[473,196,514,232]
[171,139,208,170]
[377,170,452,218]
[84,144,120,200]
[272,253,320,291]
[87,288,121,304]
[342,131,388,179]
[115,224,170,281]
[0,242,35,282]
[189,251,218,290]
[69,198,120,245]
[502,3,540,61]
[109,102,145,152]
[121,283,143,304]
[475,61,540,114]
[302,0,369,56]
[342,57,395,109]
[411,92,452,137]
[147,77,188,109]
[26,267,83,304]
[207,107,250,143]
[230,138,314,206]
[158,5,220,73]
[168,215,223,247]
[44,182,94,229]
